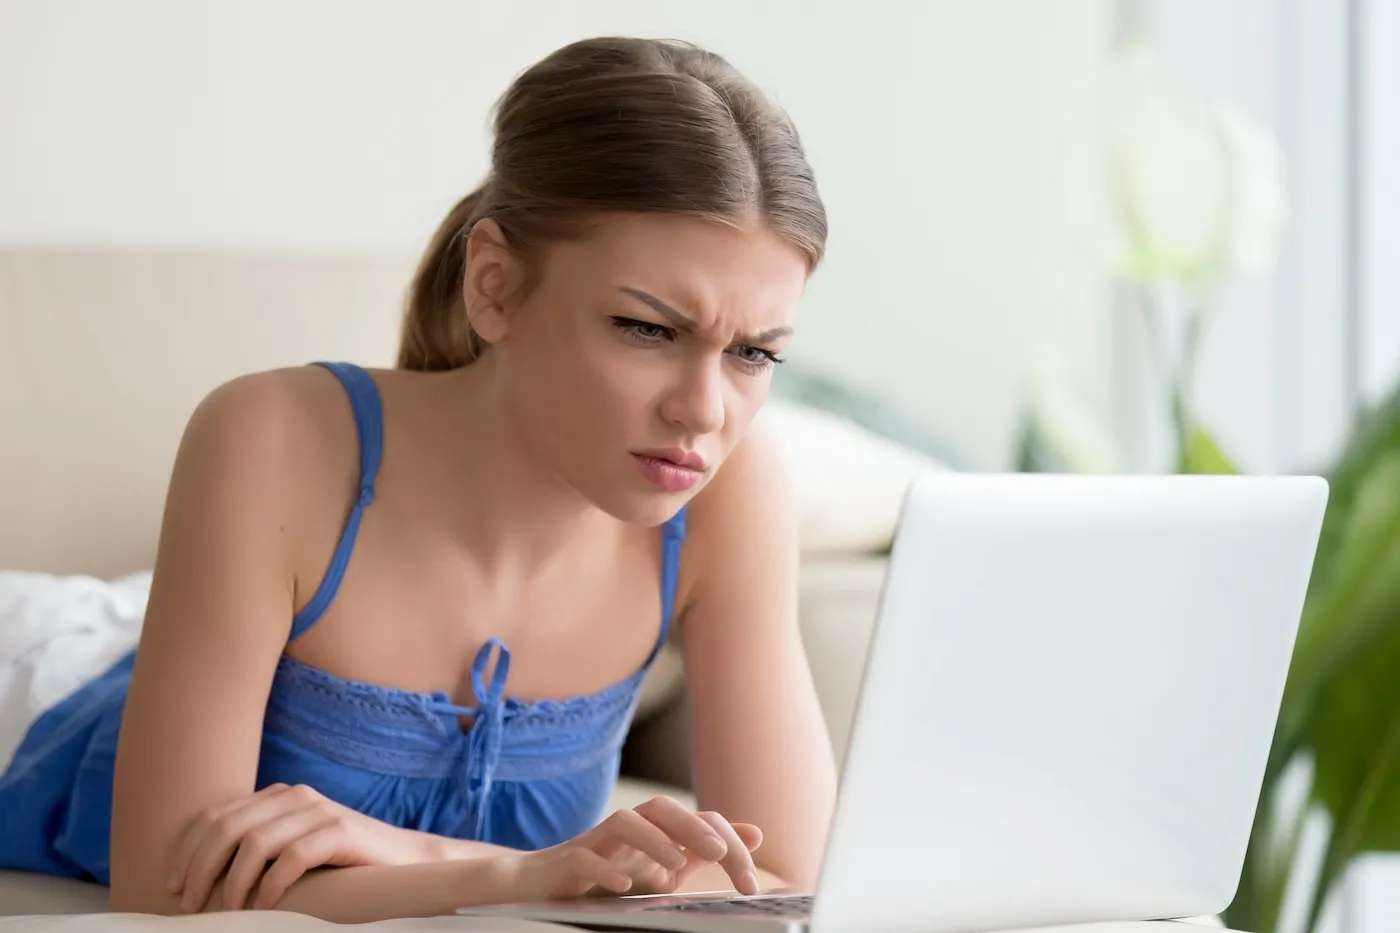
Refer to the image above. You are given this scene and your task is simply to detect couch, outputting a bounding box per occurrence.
[0,247,928,918]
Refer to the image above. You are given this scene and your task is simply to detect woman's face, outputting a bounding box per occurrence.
[470,213,808,525]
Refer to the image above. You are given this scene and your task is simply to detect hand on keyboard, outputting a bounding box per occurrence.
[497,795,764,902]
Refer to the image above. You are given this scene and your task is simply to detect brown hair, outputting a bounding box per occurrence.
[397,36,827,372]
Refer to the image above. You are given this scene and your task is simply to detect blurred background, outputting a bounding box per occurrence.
[0,1,1396,931]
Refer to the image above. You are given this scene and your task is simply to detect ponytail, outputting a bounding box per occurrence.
[397,186,489,372]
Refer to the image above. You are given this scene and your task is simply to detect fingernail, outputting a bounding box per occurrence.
[664,844,687,868]
[166,871,181,893]
[179,892,194,913]
[741,871,758,895]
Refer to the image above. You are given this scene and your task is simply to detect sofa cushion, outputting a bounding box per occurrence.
[761,400,948,556]
[0,871,107,916]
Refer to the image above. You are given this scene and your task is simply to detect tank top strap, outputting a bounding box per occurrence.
[645,507,688,665]
[287,362,385,642]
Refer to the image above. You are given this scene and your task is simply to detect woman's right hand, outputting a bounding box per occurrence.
[499,796,763,902]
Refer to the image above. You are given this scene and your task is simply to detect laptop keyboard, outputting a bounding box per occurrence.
[645,894,814,918]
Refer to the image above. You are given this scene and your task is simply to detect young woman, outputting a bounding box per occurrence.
[0,35,836,922]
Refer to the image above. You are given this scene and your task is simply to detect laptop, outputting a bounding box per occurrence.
[458,473,1328,933]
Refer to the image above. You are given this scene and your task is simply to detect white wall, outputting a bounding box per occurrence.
[0,0,1111,470]
[1360,0,1400,406]
[1119,0,1356,477]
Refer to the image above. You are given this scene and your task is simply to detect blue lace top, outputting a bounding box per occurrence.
[0,361,686,884]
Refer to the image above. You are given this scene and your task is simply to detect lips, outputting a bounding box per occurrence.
[634,447,707,471]
[631,448,706,492]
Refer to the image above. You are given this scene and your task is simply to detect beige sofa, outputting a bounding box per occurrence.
[0,248,914,918]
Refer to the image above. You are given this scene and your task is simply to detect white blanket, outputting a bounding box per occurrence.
[0,571,151,773]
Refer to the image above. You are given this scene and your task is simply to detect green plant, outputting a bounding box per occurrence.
[1220,384,1400,933]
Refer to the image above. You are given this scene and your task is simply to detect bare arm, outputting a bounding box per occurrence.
[678,419,839,892]
[108,375,507,920]
[197,860,515,922]
[110,375,301,913]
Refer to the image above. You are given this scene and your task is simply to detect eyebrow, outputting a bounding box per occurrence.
[619,286,793,345]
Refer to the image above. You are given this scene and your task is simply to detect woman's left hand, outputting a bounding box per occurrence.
[167,783,427,912]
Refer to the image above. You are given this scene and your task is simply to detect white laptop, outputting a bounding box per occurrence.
[459,473,1329,933]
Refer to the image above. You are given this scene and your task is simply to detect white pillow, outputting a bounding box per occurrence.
[0,571,150,772]
[760,400,950,555]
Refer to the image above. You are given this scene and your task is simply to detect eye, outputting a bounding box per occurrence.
[611,317,673,343]
[727,345,784,373]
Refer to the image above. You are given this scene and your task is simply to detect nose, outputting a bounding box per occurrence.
[661,359,726,436]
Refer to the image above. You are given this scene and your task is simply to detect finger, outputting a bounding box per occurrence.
[732,822,764,852]
[251,829,342,910]
[697,811,760,896]
[633,797,728,863]
[592,809,687,871]
[168,785,289,894]
[179,786,301,913]
[601,846,680,898]
[563,849,634,898]
[670,821,763,891]
[222,808,330,911]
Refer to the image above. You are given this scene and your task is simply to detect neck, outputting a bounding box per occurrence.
[433,360,618,579]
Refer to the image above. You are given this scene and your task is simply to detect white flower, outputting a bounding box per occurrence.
[1212,104,1291,277]
[1025,348,1123,474]
[1104,42,1290,284]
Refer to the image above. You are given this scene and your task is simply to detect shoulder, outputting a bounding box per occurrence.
[168,366,373,545]
[178,364,365,479]
[688,414,793,524]
[186,364,356,440]
[680,413,798,599]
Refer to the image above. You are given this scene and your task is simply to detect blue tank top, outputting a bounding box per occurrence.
[0,361,686,884]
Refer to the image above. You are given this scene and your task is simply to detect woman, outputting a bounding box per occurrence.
[0,35,836,922]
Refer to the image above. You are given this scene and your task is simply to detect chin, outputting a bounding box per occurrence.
[569,466,700,527]
[550,450,709,527]
[590,487,694,527]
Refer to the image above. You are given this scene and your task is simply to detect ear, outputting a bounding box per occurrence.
[463,219,523,346]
